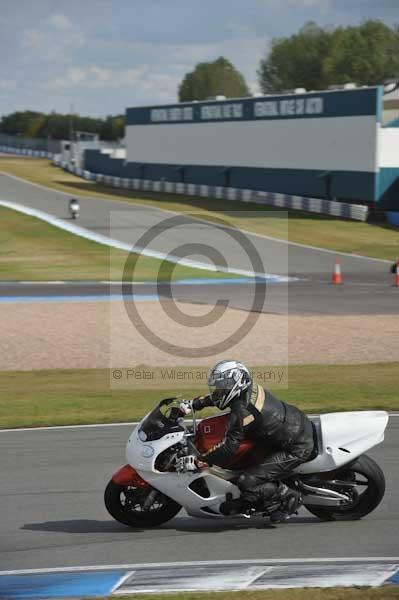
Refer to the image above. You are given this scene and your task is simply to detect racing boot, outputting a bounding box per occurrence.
[270,485,301,523]
[219,494,254,516]
[221,482,279,516]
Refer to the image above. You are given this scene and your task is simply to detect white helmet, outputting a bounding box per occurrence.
[208,360,251,410]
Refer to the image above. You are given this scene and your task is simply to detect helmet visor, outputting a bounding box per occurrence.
[209,390,226,407]
[208,380,231,407]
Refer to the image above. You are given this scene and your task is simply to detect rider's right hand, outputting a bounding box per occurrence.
[176,455,208,472]
[195,458,208,469]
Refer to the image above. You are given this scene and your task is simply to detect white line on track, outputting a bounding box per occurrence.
[0,422,139,433]
[0,198,294,282]
[110,571,135,594]
[0,280,261,285]
[1,557,398,576]
[1,413,398,434]
[1,171,390,264]
[0,281,151,285]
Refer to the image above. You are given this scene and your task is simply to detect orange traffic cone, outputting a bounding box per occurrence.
[395,262,399,287]
[332,258,342,284]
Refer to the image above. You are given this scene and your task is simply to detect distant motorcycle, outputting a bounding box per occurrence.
[105,398,388,527]
[69,198,80,220]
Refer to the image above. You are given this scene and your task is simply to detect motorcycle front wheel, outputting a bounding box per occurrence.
[304,454,385,521]
[104,480,181,528]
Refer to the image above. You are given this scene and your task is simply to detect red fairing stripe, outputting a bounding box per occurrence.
[112,464,148,487]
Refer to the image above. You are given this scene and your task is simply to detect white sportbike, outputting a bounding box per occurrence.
[105,398,388,526]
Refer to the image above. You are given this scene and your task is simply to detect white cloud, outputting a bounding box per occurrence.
[40,29,268,109]
[47,14,73,31]
[41,63,184,109]
[104,34,268,89]
[0,79,17,91]
[226,21,257,37]
[45,65,149,91]
[22,22,85,64]
[138,72,184,103]
[23,30,45,50]
[256,0,330,12]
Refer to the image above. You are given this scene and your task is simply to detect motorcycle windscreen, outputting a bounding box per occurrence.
[139,399,184,442]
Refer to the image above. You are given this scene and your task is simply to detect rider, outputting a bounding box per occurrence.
[187,360,315,522]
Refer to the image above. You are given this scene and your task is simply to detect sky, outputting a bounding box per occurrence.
[0,0,397,118]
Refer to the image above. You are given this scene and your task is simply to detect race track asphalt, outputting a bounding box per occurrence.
[0,419,397,570]
[0,173,398,315]
[1,280,399,315]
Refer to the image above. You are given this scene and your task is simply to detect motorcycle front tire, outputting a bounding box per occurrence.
[104,480,182,528]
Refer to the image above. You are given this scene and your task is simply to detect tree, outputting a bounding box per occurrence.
[178,56,250,102]
[0,110,125,141]
[323,21,399,86]
[258,20,399,94]
[1,111,43,137]
[258,22,332,93]
[26,113,47,138]
[100,115,125,141]
[40,112,70,139]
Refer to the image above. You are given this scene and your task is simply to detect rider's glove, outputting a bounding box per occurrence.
[179,400,192,416]
[176,455,196,472]
[175,455,207,472]
[192,395,212,411]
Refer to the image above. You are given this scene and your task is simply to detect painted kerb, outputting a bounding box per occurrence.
[1,559,398,598]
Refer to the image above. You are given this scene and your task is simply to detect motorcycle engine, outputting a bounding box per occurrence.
[155,445,185,472]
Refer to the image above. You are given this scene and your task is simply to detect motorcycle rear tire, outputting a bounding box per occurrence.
[104,480,181,528]
[304,454,385,521]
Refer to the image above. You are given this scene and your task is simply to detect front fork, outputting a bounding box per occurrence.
[142,489,159,510]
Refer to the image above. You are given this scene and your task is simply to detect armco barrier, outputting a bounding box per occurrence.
[0,144,53,159]
[52,157,369,221]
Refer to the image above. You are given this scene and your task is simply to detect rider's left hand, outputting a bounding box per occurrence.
[178,400,192,416]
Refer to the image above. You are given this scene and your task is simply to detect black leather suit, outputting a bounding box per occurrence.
[193,383,314,502]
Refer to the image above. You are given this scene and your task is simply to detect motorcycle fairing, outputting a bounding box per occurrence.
[126,427,186,472]
[112,464,148,488]
[139,470,240,518]
[126,424,240,518]
[295,411,389,474]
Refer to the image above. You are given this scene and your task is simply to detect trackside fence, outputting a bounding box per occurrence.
[0,145,53,159]
[50,156,368,222]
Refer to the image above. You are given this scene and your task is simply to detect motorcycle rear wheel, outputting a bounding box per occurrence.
[104,480,181,528]
[304,454,385,521]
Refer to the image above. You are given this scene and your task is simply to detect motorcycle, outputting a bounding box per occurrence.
[104,397,388,527]
[69,199,80,220]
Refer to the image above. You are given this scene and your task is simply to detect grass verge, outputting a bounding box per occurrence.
[104,590,399,600]
[0,205,232,281]
[1,157,398,261]
[1,363,397,429]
